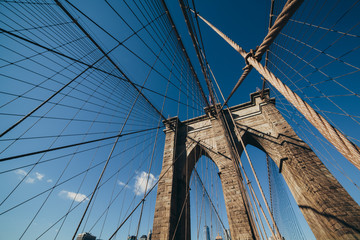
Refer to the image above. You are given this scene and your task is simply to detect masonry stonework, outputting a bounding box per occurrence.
[153,91,360,240]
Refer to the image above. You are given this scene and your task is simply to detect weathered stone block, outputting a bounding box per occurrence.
[153,91,360,240]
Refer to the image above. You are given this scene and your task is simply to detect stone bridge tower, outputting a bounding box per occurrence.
[152,90,360,240]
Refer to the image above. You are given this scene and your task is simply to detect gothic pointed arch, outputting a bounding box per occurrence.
[153,91,360,240]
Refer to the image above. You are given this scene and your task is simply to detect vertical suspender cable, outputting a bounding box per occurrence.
[177,0,217,106]
[260,0,276,98]
[52,2,173,238]
[224,109,281,239]
[55,0,167,122]
[188,0,305,107]
[159,0,210,108]
[194,10,360,172]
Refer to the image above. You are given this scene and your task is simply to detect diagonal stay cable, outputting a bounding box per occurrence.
[2,20,74,33]
[156,0,210,108]
[0,11,166,138]
[187,0,304,107]
[0,127,160,162]
[268,44,360,127]
[64,6,174,239]
[61,132,155,239]
[54,0,167,121]
[0,71,199,114]
[178,0,217,106]
[287,18,360,38]
[29,133,154,240]
[71,106,155,240]
[0,64,119,208]
[193,168,230,239]
[87,143,153,237]
[0,134,150,175]
[108,126,207,239]
[260,0,276,97]
[104,0,205,107]
[1,1,101,66]
[107,136,197,239]
[0,132,155,218]
[0,29,165,128]
[0,31,175,118]
[135,39,179,239]
[17,58,136,238]
[284,0,359,82]
[194,8,360,171]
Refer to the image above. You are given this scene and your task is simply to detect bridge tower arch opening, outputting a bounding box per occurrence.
[152,90,360,240]
[187,152,229,240]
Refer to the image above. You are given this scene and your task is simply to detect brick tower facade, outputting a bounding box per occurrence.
[152,91,360,240]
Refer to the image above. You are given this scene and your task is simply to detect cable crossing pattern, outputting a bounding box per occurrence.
[0,0,359,239]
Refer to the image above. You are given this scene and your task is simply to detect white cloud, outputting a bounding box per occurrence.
[15,169,27,176]
[35,172,44,181]
[59,190,89,202]
[134,171,157,196]
[15,169,34,184]
[25,177,35,184]
[15,169,46,184]
[117,180,130,188]
[47,179,53,183]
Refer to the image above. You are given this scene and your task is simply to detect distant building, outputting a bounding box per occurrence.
[127,236,136,240]
[139,235,147,240]
[215,234,223,240]
[76,232,96,240]
[204,226,210,240]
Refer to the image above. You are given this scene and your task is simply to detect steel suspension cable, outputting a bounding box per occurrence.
[193,168,230,239]
[104,0,206,109]
[35,137,154,239]
[267,44,360,129]
[17,63,130,238]
[177,0,217,106]
[188,0,305,107]
[107,137,198,239]
[54,1,167,123]
[261,0,276,96]
[1,135,156,218]
[195,12,360,171]
[287,18,360,38]
[249,182,268,240]
[266,83,360,191]
[69,20,174,240]
[135,39,180,239]
[159,0,210,108]
[223,108,281,239]
[207,61,269,239]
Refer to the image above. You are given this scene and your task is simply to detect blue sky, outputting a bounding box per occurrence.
[166,0,360,238]
[0,0,359,239]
